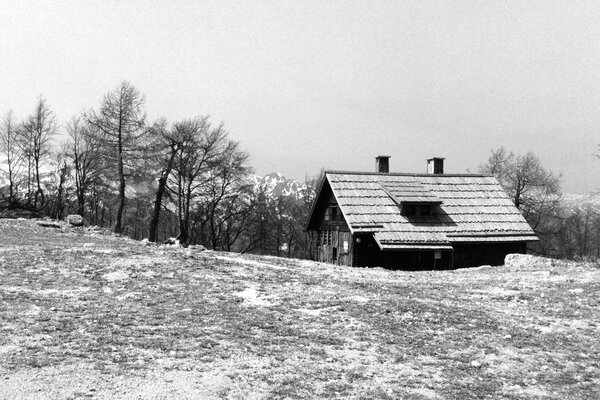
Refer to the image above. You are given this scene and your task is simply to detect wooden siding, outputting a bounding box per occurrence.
[317,228,353,266]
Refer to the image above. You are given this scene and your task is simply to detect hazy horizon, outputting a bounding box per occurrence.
[2,1,599,193]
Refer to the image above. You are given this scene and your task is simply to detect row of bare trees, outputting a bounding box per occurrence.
[0,81,318,258]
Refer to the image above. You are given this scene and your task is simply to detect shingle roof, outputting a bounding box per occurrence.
[325,171,538,250]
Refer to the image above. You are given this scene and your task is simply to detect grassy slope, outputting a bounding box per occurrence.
[0,219,599,400]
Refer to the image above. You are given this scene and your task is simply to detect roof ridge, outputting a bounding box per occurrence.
[325,170,493,178]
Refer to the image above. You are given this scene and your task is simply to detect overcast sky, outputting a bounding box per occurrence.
[1,1,599,192]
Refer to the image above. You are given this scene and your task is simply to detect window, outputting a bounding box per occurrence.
[325,205,339,221]
[402,204,433,217]
[330,206,338,221]
[320,230,332,246]
[419,205,432,216]
[403,204,416,216]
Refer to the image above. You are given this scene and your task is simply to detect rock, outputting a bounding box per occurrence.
[164,237,180,245]
[471,360,482,368]
[36,220,62,229]
[504,253,558,270]
[66,214,84,227]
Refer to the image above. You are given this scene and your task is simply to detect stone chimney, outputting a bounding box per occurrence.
[427,157,444,174]
[375,155,390,173]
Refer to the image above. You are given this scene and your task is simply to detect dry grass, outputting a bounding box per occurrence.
[1,219,599,399]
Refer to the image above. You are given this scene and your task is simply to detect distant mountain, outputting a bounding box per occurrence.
[560,193,600,214]
[251,172,313,201]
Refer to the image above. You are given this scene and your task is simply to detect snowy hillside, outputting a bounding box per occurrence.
[0,218,599,399]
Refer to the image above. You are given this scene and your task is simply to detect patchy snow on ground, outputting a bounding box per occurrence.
[1,219,599,399]
[103,270,129,281]
[212,254,287,270]
[235,286,273,307]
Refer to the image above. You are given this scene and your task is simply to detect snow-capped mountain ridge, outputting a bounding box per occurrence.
[251,172,311,200]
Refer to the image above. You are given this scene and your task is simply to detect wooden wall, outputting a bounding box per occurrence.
[317,229,353,266]
[315,187,354,266]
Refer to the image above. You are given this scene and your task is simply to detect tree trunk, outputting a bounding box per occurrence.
[114,129,125,234]
[178,218,189,244]
[148,144,177,242]
[34,156,45,210]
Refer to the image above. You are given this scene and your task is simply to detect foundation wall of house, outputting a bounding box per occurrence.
[350,237,527,270]
[452,242,527,268]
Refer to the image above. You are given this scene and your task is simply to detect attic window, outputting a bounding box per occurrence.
[325,205,340,221]
[330,206,338,221]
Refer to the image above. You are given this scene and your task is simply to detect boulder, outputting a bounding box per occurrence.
[504,253,555,270]
[66,214,84,227]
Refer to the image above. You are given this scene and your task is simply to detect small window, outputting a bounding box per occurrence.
[419,205,432,216]
[403,204,416,216]
[320,230,332,246]
[324,205,338,221]
[330,206,338,221]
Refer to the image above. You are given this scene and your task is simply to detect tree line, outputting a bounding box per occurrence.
[0,81,318,258]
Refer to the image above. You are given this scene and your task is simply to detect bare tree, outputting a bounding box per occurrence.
[0,111,22,208]
[48,151,71,220]
[19,97,57,209]
[479,148,562,256]
[198,139,252,249]
[167,117,227,245]
[64,117,102,216]
[84,81,147,233]
[479,147,561,215]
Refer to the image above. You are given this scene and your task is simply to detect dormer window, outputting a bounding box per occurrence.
[402,204,433,217]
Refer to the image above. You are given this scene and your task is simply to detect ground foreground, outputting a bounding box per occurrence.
[0,219,599,399]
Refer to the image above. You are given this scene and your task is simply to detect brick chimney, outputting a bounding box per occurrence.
[376,155,390,173]
[427,157,444,174]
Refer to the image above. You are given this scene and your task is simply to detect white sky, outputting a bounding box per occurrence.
[1,1,599,192]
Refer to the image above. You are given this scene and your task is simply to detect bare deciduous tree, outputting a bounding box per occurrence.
[479,147,561,216]
[479,147,562,256]
[64,117,102,216]
[0,111,22,208]
[20,97,57,209]
[197,139,252,249]
[167,117,227,245]
[84,81,147,233]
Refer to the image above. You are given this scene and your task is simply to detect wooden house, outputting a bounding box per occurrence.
[306,156,538,270]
